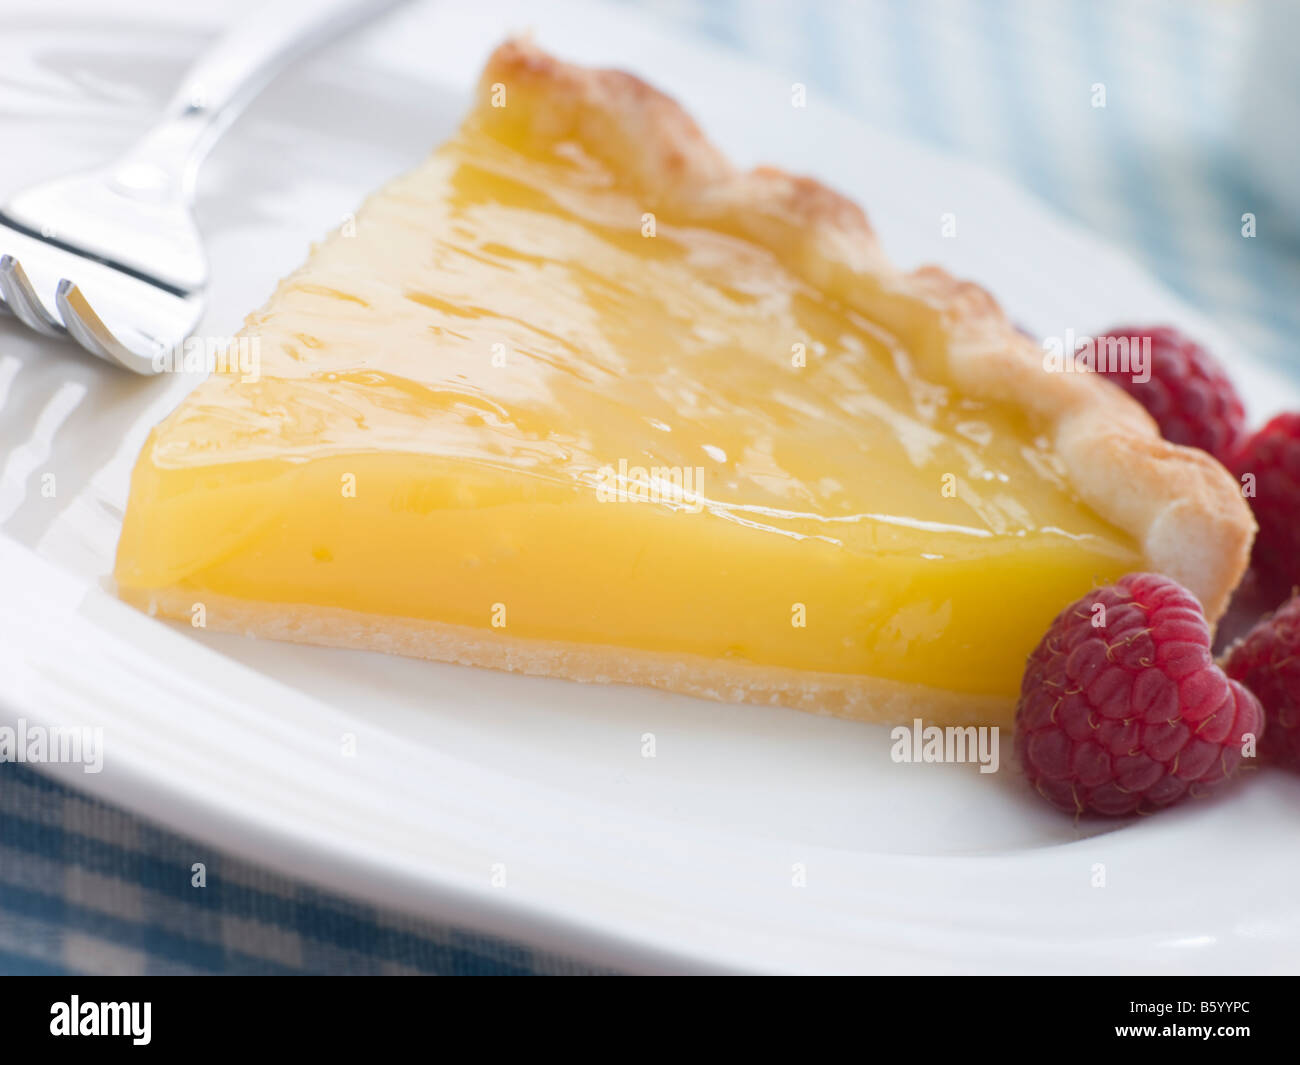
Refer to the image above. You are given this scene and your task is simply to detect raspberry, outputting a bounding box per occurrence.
[1231,413,1300,596]
[1081,325,1246,463]
[1223,593,1300,770]
[1014,573,1263,816]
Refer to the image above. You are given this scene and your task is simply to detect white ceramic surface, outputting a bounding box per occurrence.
[2,0,1299,973]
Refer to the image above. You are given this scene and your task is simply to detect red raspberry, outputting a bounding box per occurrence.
[1223,594,1300,770]
[1081,325,1246,463]
[1015,573,1264,816]
[1231,413,1300,595]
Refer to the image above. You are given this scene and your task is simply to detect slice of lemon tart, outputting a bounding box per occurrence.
[114,40,1253,726]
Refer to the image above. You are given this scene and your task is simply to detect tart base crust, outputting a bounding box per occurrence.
[123,588,1012,728]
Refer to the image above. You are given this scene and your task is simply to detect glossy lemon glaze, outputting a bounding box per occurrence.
[115,119,1139,695]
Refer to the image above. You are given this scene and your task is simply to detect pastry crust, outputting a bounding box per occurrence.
[475,39,1254,624]
[124,587,1013,728]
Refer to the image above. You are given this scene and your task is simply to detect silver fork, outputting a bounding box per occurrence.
[0,0,410,375]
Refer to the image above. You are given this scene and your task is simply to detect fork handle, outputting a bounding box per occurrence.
[109,0,411,199]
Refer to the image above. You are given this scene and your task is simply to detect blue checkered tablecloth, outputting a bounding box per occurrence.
[3,0,1296,975]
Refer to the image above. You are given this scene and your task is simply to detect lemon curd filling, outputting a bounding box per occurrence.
[114,118,1139,698]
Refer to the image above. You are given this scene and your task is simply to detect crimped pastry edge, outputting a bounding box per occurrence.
[474,38,1253,623]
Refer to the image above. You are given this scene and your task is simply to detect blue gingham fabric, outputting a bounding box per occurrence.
[629,0,1299,375]
[2,0,1294,975]
[0,765,611,974]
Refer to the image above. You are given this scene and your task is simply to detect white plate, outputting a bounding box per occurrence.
[3,0,1300,974]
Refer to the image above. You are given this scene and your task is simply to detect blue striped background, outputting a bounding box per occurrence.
[618,0,1298,375]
